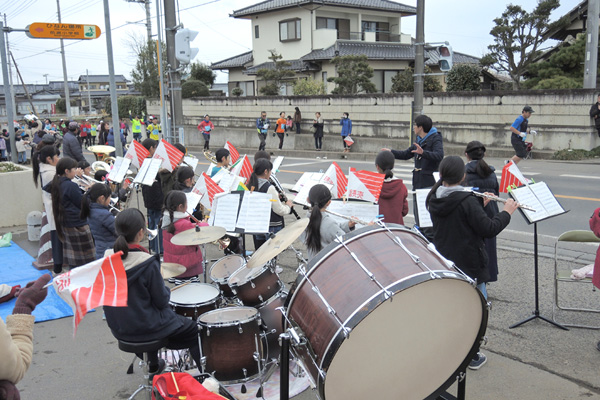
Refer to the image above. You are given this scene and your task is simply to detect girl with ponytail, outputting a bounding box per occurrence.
[103,208,202,374]
[303,184,355,260]
[80,183,116,259]
[50,157,96,273]
[464,141,501,283]
[161,190,207,283]
[375,150,409,225]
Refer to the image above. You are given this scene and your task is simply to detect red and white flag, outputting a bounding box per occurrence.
[230,155,253,181]
[224,141,240,164]
[152,139,184,172]
[192,172,224,209]
[124,140,150,169]
[52,252,127,335]
[346,169,385,202]
[321,162,348,198]
[499,161,530,193]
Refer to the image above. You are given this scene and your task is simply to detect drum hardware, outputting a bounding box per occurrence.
[334,235,393,300]
[246,218,309,269]
[109,205,159,239]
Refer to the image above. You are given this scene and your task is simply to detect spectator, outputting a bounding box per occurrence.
[62,122,85,163]
[340,112,352,153]
[293,107,302,134]
[590,95,600,138]
[313,112,324,151]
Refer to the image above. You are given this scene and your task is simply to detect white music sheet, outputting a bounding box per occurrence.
[414,189,433,228]
[183,156,199,171]
[219,173,245,192]
[272,156,284,173]
[209,192,240,232]
[206,162,216,174]
[107,157,131,183]
[293,180,333,207]
[133,158,162,186]
[211,168,229,184]
[236,192,271,233]
[292,172,324,193]
[185,192,202,215]
[510,182,565,223]
[327,200,379,229]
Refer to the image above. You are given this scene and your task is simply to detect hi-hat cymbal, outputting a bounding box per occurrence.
[87,145,116,154]
[161,262,186,279]
[171,226,227,246]
[246,218,309,269]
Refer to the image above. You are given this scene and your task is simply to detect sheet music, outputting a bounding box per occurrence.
[327,201,379,229]
[107,157,131,183]
[219,174,245,192]
[206,162,216,174]
[183,156,199,171]
[510,182,565,223]
[209,192,240,232]
[292,172,324,193]
[414,189,433,228]
[293,180,333,207]
[529,182,565,216]
[236,192,271,233]
[133,158,161,186]
[272,156,284,172]
[185,192,202,215]
[211,168,228,184]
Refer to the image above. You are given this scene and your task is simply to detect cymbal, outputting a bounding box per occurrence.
[87,145,116,154]
[161,262,186,279]
[246,218,309,269]
[171,226,227,246]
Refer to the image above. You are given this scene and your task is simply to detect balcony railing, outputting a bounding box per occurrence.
[344,31,403,43]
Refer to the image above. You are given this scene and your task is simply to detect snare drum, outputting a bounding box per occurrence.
[228,263,282,306]
[209,254,246,297]
[198,307,262,383]
[286,225,488,400]
[256,290,287,361]
[169,283,221,320]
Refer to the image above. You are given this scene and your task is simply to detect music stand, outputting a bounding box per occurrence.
[508,182,569,330]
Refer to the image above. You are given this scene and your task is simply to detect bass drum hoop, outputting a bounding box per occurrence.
[285,224,488,400]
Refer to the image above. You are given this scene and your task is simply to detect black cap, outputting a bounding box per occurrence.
[523,106,534,113]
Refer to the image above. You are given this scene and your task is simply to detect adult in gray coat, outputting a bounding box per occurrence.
[62,121,85,162]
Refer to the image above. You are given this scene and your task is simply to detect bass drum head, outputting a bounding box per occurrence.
[324,277,484,400]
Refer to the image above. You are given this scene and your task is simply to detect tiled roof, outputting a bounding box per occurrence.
[211,51,253,69]
[78,75,128,83]
[232,0,415,18]
[244,59,321,74]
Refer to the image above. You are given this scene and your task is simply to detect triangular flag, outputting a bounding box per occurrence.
[124,140,150,169]
[152,139,184,172]
[346,169,385,202]
[499,161,529,193]
[192,172,224,209]
[224,141,240,164]
[52,252,127,335]
[321,162,348,198]
[230,155,253,180]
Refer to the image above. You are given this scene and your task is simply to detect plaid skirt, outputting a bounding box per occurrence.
[63,225,96,268]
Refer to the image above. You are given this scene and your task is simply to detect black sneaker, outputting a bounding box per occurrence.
[468,352,487,370]
[149,358,166,378]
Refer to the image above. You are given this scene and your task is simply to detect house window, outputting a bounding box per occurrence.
[279,19,301,41]
[362,21,391,41]
[316,17,351,39]
[322,71,327,82]
[254,25,259,39]
[372,70,400,93]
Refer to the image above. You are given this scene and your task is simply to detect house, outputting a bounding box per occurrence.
[211,0,479,95]
[77,74,133,112]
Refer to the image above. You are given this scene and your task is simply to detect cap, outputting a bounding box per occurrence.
[42,134,56,144]
[523,106,534,113]
[68,121,79,130]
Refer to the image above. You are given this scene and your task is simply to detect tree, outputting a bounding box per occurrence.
[103,96,146,117]
[55,98,76,113]
[523,33,587,89]
[181,80,210,98]
[293,78,326,95]
[328,55,376,94]
[256,50,295,96]
[391,66,442,93]
[446,64,481,91]
[231,87,244,97]
[129,37,167,98]
[481,0,566,89]
[190,62,216,87]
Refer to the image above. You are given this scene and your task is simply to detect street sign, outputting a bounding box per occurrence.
[26,23,101,40]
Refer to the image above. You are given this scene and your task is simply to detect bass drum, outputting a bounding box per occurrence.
[285,225,488,400]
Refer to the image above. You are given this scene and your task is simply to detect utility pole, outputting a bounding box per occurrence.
[103,0,122,156]
[9,51,37,115]
[584,0,599,89]
[145,0,152,41]
[156,0,168,139]
[86,69,92,114]
[164,0,183,143]
[56,0,72,119]
[43,74,49,84]
[0,21,18,163]
[412,0,425,145]
[3,14,16,118]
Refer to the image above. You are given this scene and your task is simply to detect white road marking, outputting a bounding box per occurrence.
[559,174,600,180]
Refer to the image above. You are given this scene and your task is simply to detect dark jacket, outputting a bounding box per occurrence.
[427,189,511,284]
[107,128,126,152]
[142,176,163,211]
[104,252,183,342]
[391,128,443,189]
[590,102,600,128]
[313,119,324,138]
[59,176,87,228]
[159,169,176,205]
[88,203,117,259]
[465,161,500,219]
[378,178,409,225]
[62,131,85,162]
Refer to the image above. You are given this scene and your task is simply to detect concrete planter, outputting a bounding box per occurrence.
[0,163,43,228]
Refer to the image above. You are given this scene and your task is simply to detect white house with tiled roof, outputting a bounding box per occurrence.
[211,0,480,95]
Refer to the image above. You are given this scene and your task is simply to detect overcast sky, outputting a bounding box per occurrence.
[1,0,580,86]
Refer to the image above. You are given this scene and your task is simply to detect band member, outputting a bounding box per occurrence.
[210,148,230,177]
[375,150,408,225]
[80,183,116,259]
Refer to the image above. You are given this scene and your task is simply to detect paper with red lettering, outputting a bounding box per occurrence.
[321,162,348,198]
[346,169,385,202]
[124,140,150,169]
[52,252,127,335]
[192,172,224,209]
[152,139,184,172]
[224,141,240,164]
[230,155,253,181]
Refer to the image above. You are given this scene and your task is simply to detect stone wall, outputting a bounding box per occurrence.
[148,89,600,152]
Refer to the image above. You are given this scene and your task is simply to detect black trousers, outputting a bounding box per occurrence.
[257,132,267,150]
[142,316,201,370]
[277,132,285,149]
[314,135,322,149]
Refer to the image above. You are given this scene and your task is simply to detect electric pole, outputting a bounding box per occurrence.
[145,0,152,41]
[0,21,18,162]
[103,0,122,156]
[412,0,425,144]
[164,0,183,143]
[57,0,72,119]
[584,0,599,88]
[3,14,16,118]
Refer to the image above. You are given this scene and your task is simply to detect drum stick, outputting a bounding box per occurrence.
[171,372,180,392]
[170,282,191,292]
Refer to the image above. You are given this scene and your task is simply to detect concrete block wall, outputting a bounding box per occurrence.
[0,165,44,228]
[148,89,600,153]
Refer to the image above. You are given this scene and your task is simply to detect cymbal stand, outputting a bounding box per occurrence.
[289,245,307,267]
[201,243,208,283]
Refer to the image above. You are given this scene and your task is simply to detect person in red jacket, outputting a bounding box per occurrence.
[375,150,408,225]
[197,115,214,151]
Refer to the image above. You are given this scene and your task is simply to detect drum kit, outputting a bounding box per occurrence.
[159,220,489,400]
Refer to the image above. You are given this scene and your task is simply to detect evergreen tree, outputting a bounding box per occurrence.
[446,64,481,92]
[130,40,167,98]
[256,50,295,96]
[328,55,376,94]
[391,66,441,93]
[190,62,216,87]
[182,80,210,98]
